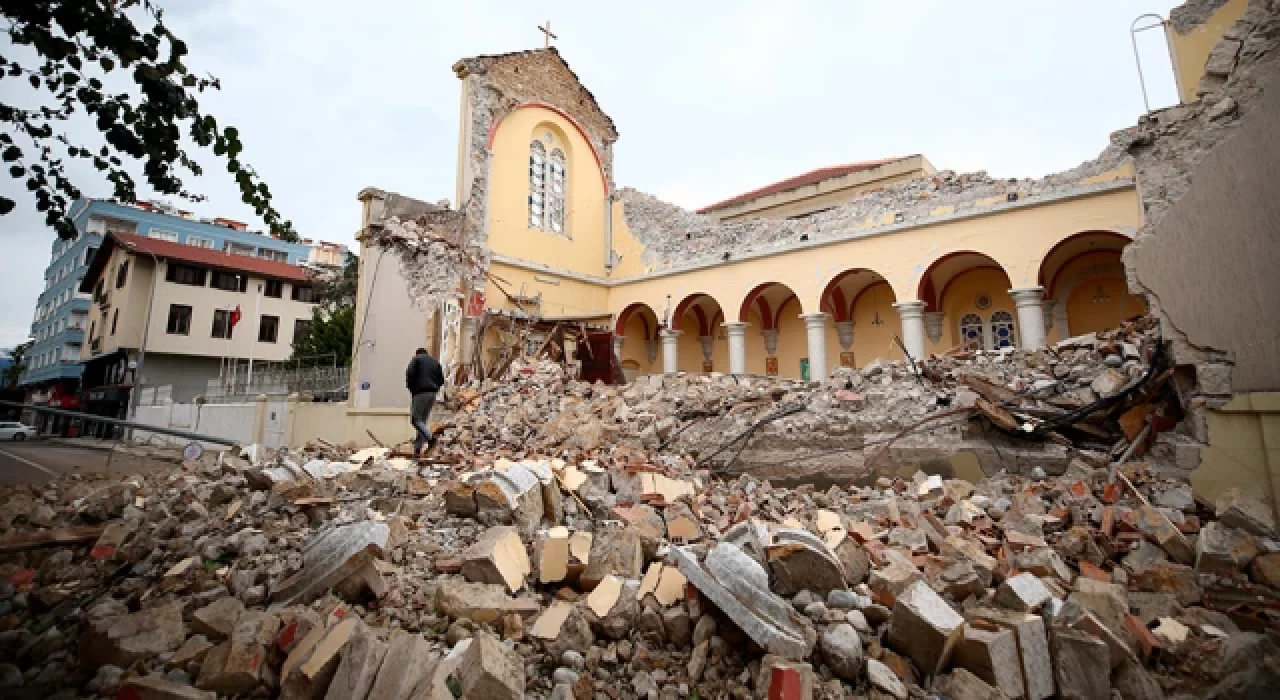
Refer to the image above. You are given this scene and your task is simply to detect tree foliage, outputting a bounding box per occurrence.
[291,304,354,368]
[313,251,359,309]
[0,0,295,239]
[3,340,32,387]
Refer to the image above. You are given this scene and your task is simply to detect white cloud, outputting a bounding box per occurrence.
[0,0,1183,346]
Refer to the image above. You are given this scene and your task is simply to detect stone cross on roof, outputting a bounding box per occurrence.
[538,20,557,48]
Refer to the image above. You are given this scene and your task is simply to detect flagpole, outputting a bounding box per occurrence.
[246,279,261,390]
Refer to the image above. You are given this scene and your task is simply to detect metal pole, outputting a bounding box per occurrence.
[246,280,262,389]
[123,243,160,432]
[1130,14,1168,114]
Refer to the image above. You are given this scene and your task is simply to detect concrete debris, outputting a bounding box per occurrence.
[4,315,1280,699]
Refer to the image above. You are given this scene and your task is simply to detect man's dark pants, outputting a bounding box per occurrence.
[410,391,437,455]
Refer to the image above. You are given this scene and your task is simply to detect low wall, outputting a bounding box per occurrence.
[131,396,440,451]
[134,401,258,448]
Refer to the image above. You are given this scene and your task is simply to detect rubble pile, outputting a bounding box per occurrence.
[2,320,1278,699]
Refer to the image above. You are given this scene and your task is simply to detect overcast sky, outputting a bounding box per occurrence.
[0,0,1183,350]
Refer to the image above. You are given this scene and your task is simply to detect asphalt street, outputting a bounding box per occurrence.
[0,440,173,484]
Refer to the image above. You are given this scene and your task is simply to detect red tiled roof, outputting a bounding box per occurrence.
[696,157,909,214]
[81,232,313,293]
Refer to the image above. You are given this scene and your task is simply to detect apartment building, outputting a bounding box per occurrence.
[19,198,318,433]
[75,231,320,428]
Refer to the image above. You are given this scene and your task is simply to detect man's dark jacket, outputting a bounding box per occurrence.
[405,354,445,395]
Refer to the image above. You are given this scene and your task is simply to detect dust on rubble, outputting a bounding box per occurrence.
[1,316,1278,699]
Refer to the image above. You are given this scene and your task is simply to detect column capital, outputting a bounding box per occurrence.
[893,300,927,319]
[660,328,683,339]
[1008,287,1045,306]
[721,321,750,330]
[799,312,830,328]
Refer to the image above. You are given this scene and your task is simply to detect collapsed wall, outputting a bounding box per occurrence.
[619,141,1132,272]
[1119,0,1280,395]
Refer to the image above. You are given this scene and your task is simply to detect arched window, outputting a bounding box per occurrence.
[990,310,1016,349]
[547,149,566,234]
[528,139,568,234]
[960,313,984,350]
[528,140,546,229]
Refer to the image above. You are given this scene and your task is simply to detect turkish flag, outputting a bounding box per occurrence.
[229,305,242,329]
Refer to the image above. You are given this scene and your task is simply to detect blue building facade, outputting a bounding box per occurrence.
[19,199,309,429]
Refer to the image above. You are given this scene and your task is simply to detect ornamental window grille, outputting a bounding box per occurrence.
[528,140,568,234]
[960,313,985,350]
[990,310,1016,349]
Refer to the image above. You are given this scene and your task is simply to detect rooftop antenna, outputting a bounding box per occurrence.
[1130,13,1169,114]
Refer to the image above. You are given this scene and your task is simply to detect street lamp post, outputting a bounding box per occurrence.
[123,241,159,434]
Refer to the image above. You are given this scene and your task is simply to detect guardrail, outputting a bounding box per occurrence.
[0,400,240,447]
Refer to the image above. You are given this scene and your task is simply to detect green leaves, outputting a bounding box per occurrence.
[1,0,296,242]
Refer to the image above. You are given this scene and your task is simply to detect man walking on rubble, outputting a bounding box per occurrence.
[406,347,445,457]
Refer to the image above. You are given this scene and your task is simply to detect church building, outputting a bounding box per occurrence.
[350,45,1148,409]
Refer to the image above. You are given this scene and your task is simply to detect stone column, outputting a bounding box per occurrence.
[459,316,480,367]
[723,322,748,374]
[922,311,945,344]
[644,339,659,364]
[699,336,714,362]
[660,329,682,374]
[834,321,855,351]
[893,301,927,361]
[1009,287,1048,350]
[800,313,830,381]
[612,335,625,361]
[1040,300,1056,336]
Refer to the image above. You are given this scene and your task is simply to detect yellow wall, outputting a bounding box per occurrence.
[606,187,1141,331]
[1168,0,1250,103]
[936,268,1017,351]
[485,260,610,319]
[1192,391,1280,524]
[618,312,658,375]
[487,107,610,277]
[1065,275,1146,336]
[847,282,903,366]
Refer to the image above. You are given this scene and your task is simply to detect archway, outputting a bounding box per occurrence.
[670,293,728,373]
[615,302,660,379]
[739,282,806,378]
[1038,231,1144,341]
[919,252,1018,351]
[820,269,901,367]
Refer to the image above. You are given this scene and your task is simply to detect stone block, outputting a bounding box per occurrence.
[580,527,643,590]
[273,521,389,606]
[671,542,816,661]
[1069,609,1135,669]
[1250,552,1280,588]
[1134,506,1195,564]
[280,618,355,700]
[952,625,1025,698]
[1129,561,1201,606]
[1050,628,1110,700]
[451,630,524,700]
[79,602,186,670]
[968,607,1055,700]
[1215,488,1276,537]
[994,572,1053,612]
[1013,547,1074,583]
[611,504,665,560]
[886,580,966,675]
[1067,579,1130,642]
[940,668,1009,700]
[460,525,530,593]
[324,620,387,700]
[766,527,847,595]
[1203,39,1242,76]
[868,549,924,602]
[196,610,280,694]
[434,581,510,624]
[1195,521,1259,575]
[367,632,433,700]
[865,658,907,700]
[473,463,545,535]
[118,675,216,700]
[832,536,870,585]
[190,597,244,641]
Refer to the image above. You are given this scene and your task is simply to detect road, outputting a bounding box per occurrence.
[0,440,176,485]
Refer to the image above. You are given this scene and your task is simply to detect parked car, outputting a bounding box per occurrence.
[0,421,36,441]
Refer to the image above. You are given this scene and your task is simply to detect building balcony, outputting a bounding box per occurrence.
[69,297,91,313]
[18,360,85,386]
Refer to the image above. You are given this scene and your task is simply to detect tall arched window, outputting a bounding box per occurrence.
[528,138,568,234]
[547,149,566,234]
[990,310,1016,349]
[528,140,546,229]
[960,313,984,350]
